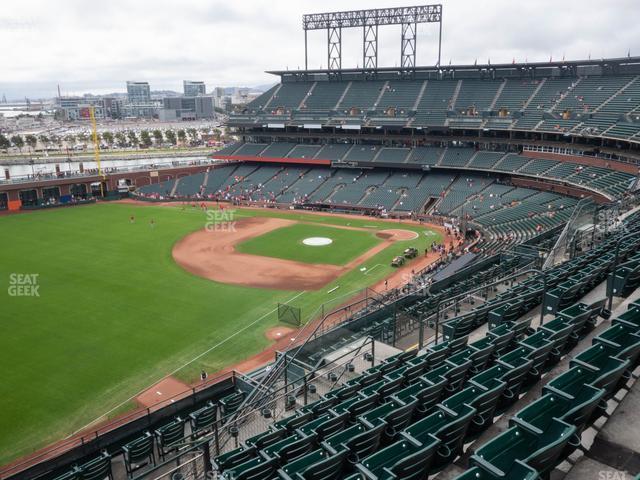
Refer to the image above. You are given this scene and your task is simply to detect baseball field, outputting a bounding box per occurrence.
[0,201,443,465]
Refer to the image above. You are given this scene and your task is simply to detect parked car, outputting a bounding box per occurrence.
[404,247,419,259]
[391,256,405,267]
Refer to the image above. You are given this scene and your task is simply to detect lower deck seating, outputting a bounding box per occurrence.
[137,178,176,197]
[137,143,633,207]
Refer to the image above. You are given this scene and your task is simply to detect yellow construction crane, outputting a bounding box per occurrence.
[89,106,105,197]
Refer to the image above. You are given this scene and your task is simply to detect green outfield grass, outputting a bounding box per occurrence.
[236,223,382,265]
[0,203,441,465]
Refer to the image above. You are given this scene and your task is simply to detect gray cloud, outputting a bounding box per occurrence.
[1,0,638,100]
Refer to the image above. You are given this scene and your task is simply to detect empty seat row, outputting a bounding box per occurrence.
[455,304,640,480]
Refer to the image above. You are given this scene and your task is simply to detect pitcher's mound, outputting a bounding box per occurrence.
[303,237,333,246]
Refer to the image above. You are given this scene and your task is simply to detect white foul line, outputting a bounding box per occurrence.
[364,264,384,275]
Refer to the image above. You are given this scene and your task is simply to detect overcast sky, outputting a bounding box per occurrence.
[1,0,639,100]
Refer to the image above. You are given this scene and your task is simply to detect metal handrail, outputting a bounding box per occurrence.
[607,229,640,311]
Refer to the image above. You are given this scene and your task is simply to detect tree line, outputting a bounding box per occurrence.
[0,127,224,152]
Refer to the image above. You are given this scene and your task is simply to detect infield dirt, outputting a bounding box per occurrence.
[172,216,417,290]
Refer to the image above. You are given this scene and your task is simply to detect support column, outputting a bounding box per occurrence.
[438,17,442,67]
[401,22,417,69]
[328,26,342,70]
[304,30,308,71]
[363,25,378,70]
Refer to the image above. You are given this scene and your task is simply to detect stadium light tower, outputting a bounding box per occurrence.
[302,5,443,72]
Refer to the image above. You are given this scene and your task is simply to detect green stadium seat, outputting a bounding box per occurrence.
[262,433,317,465]
[607,259,640,298]
[593,323,640,367]
[441,352,473,393]
[421,342,450,368]
[300,397,339,416]
[219,391,245,416]
[543,280,585,315]
[512,385,605,443]
[470,419,576,478]
[325,382,362,400]
[442,313,476,341]
[452,463,539,480]
[278,448,348,480]
[122,432,155,477]
[401,404,476,469]
[322,423,385,464]
[56,452,112,480]
[273,411,314,432]
[392,375,447,418]
[471,357,532,411]
[370,376,404,399]
[222,456,278,480]
[296,412,349,440]
[538,318,575,366]
[154,417,186,460]
[356,436,439,480]
[332,392,380,422]
[545,358,628,401]
[613,306,640,330]
[325,383,360,401]
[82,453,113,480]
[571,344,632,395]
[348,370,383,388]
[507,318,535,341]
[214,445,259,472]
[444,379,507,437]
[386,359,428,385]
[466,337,496,375]
[366,361,399,377]
[359,399,417,443]
[488,299,525,327]
[189,401,217,438]
[449,336,470,355]
[384,349,418,365]
[517,332,555,383]
[245,427,287,449]
[556,301,603,339]
[486,325,516,359]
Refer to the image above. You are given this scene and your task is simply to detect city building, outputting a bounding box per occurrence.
[55,96,124,121]
[213,87,226,99]
[183,81,206,96]
[216,95,232,111]
[126,81,151,104]
[159,95,216,121]
[56,97,106,121]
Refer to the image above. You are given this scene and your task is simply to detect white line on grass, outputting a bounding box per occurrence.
[364,264,384,275]
[69,290,306,436]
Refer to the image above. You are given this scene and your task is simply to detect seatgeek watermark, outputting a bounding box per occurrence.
[205,208,237,232]
[598,472,627,480]
[8,273,40,297]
